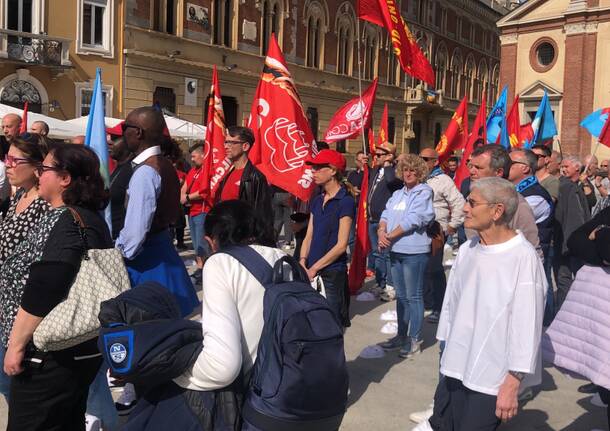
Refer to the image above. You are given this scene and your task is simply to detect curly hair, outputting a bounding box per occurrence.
[395,153,429,184]
[50,143,109,211]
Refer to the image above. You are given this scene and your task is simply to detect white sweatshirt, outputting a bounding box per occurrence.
[174,245,286,391]
[437,232,546,396]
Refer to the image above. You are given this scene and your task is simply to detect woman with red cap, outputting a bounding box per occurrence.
[299,149,356,327]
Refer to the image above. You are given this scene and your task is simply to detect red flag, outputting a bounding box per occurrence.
[519,122,534,147]
[324,78,378,142]
[19,101,28,134]
[506,96,521,148]
[378,103,389,147]
[367,128,376,155]
[358,0,435,87]
[201,66,230,203]
[248,34,317,201]
[436,96,468,164]
[348,164,371,294]
[454,96,486,190]
[600,115,610,148]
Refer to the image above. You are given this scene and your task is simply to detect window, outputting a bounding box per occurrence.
[75,82,113,117]
[363,25,379,80]
[449,50,462,99]
[304,1,327,69]
[7,0,33,33]
[464,56,475,102]
[77,0,114,56]
[153,86,176,114]
[335,140,346,153]
[434,43,448,92]
[213,0,233,47]
[537,43,554,66]
[261,0,282,54]
[476,60,488,104]
[388,53,398,86]
[306,107,319,140]
[388,116,396,144]
[335,5,354,76]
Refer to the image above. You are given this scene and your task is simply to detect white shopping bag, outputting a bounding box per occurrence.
[311,275,327,298]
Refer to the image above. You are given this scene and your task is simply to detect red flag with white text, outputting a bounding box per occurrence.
[248,34,317,201]
[436,96,468,164]
[201,66,231,203]
[348,164,370,294]
[358,0,435,87]
[454,96,485,190]
[324,78,378,142]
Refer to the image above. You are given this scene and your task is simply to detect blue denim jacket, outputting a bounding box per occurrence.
[380,183,435,254]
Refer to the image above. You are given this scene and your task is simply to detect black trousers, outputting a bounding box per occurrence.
[320,269,350,328]
[8,351,101,431]
[429,377,501,431]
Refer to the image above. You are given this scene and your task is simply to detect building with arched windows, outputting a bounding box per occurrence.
[0,0,511,157]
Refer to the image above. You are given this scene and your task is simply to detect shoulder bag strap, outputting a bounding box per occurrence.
[220,245,273,287]
[66,206,90,259]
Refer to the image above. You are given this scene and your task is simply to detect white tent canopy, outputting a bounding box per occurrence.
[0,103,83,139]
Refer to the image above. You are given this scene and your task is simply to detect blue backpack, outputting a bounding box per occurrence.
[221,246,349,431]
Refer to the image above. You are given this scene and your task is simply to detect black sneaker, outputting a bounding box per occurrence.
[578,383,598,394]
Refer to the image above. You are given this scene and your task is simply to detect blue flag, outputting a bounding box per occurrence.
[523,90,557,149]
[85,68,112,231]
[486,86,508,145]
[581,108,610,139]
[498,117,510,149]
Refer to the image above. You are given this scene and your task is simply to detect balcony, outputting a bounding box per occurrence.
[0,28,72,67]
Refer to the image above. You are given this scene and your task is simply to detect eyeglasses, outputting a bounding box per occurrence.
[121,122,143,134]
[421,157,437,162]
[511,160,529,167]
[4,155,33,168]
[532,153,545,159]
[311,164,331,172]
[466,198,496,207]
[224,140,246,146]
[601,164,609,168]
[35,164,63,176]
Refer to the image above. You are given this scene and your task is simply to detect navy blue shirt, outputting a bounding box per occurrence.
[307,187,356,272]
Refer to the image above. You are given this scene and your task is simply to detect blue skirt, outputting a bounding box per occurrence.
[126,230,199,317]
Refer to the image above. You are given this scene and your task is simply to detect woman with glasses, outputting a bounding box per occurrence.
[0,137,50,401]
[377,154,435,359]
[299,149,356,327]
[1,144,113,430]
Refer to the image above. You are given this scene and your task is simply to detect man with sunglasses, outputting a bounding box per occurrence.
[531,144,560,203]
[216,126,273,220]
[366,142,402,300]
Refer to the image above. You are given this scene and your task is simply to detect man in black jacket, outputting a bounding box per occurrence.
[217,126,273,222]
[367,142,402,298]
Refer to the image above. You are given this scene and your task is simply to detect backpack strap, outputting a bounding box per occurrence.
[220,246,273,287]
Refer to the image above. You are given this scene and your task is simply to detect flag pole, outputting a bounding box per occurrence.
[355,17,367,157]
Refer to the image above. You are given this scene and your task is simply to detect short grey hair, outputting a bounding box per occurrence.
[512,149,537,174]
[470,177,519,224]
[563,155,582,169]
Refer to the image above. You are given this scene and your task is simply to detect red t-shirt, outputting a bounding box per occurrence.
[185,167,209,216]
[220,167,244,202]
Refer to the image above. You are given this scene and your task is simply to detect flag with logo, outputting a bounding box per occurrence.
[357,0,435,87]
[486,86,507,145]
[248,34,317,201]
[523,90,557,148]
[436,96,468,164]
[505,96,521,148]
[85,68,112,230]
[454,95,486,190]
[348,164,371,294]
[519,123,534,147]
[378,103,389,147]
[324,78,378,142]
[201,66,231,203]
[367,128,376,155]
[19,101,28,134]
[581,108,610,148]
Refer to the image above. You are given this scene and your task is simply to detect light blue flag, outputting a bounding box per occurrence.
[85,68,112,231]
[498,116,510,149]
[581,108,610,139]
[486,86,508,145]
[523,90,557,149]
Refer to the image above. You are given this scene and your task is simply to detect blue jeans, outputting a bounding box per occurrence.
[86,364,119,429]
[188,212,208,258]
[390,252,430,341]
[0,344,9,401]
[368,222,393,288]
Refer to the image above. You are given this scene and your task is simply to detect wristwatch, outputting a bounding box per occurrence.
[509,370,525,381]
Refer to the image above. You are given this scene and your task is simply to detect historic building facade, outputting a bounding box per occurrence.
[497,0,610,158]
[1,0,507,157]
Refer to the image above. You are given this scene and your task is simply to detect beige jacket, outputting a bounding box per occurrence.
[426,173,465,232]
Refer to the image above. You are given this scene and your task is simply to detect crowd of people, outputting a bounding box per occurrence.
[0,108,609,431]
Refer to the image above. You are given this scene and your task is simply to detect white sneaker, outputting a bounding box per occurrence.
[380,289,396,302]
[411,419,433,431]
[444,259,455,267]
[85,414,101,431]
[409,403,434,423]
[380,309,397,321]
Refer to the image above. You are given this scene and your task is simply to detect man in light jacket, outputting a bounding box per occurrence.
[420,148,465,323]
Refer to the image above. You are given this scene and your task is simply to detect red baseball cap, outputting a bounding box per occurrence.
[106,121,124,137]
[306,149,346,172]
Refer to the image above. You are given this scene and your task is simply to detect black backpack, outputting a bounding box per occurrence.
[221,246,349,431]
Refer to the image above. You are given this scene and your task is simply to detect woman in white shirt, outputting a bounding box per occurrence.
[422,177,546,431]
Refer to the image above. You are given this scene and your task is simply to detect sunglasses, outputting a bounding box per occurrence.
[35,164,63,176]
[311,164,331,171]
[121,122,143,134]
[421,156,437,162]
[224,140,247,146]
[4,155,33,168]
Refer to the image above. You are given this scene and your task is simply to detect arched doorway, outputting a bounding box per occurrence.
[0,70,49,114]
